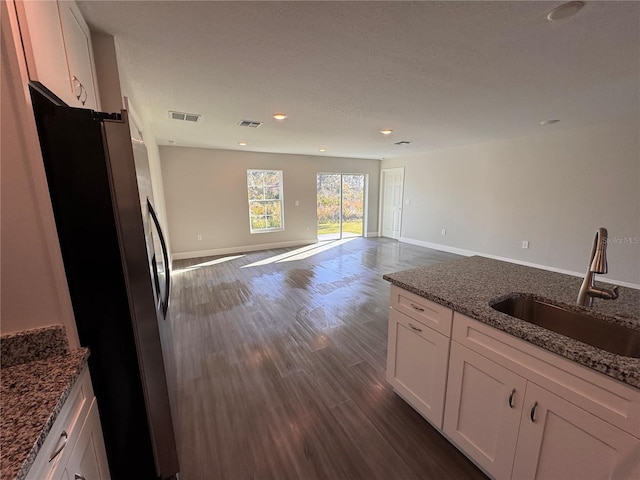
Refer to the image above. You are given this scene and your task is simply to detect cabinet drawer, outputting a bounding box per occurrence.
[452,311,640,438]
[390,285,452,337]
[26,367,93,480]
[387,309,450,429]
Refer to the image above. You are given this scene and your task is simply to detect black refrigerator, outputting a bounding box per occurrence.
[29,82,179,479]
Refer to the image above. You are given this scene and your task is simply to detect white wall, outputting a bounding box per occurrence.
[160,147,381,258]
[1,0,78,343]
[381,119,640,286]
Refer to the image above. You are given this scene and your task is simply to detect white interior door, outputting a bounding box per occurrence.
[380,167,404,239]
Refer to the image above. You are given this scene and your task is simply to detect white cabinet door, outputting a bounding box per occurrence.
[60,398,110,480]
[443,342,527,479]
[57,1,99,110]
[513,382,640,480]
[387,308,450,429]
[15,0,74,105]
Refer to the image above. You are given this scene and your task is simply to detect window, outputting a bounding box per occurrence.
[247,169,284,233]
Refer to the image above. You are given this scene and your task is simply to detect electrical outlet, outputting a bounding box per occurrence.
[441,229,446,236]
[197,234,203,241]
[522,240,529,249]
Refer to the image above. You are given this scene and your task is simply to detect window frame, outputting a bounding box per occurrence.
[246,169,285,234]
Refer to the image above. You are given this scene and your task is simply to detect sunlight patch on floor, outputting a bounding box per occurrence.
[241,238,356,268]
[172,255,245,275]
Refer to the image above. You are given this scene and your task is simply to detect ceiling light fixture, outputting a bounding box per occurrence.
[238,141,248,146]
[380,129,394,135]
[273,113,288,120]
[547,1,585,21]
[540,119,560,125]
[318,148,327,152]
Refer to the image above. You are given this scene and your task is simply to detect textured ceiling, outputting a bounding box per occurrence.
[78,1,639,160]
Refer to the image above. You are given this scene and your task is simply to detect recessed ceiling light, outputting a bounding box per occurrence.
[380,129,394,135]
[273,113,288,120]
[547,1,585,21]
[238,141,248,146]
[540,119,560,125]
[318,148,327,152]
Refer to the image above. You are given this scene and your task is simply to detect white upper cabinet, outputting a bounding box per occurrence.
[57,1,99,110]
[15,0,71,103]
[16,0,99,110]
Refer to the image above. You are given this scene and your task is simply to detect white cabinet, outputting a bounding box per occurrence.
[443,342,527,479]
[513,383,640,480]
[387,309,450,428]
[26,367,110,480]
[57,1,99,110]
[60,399,110,480]
[445,314,640,480]
[14,0,71,103]
[15,0,99,110]
[386,286,452,429]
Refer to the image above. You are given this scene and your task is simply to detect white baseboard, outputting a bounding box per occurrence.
[399,236,640,290]
[172,239,317,261]
[365,231,379,238]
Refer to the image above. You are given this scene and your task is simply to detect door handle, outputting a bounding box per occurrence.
[148,199,171,318]
[530,401,539,422]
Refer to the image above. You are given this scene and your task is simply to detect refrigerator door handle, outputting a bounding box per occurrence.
[147,198,171,318]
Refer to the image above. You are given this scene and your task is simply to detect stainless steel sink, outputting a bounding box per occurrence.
[491,296,640,358]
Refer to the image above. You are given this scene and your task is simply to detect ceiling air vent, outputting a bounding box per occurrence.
[169,110,202,122]
[238,119,263,128]
[393,140,411,146]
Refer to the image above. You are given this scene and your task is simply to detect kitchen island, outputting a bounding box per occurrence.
[383,255,640,387]
[384,256,640,480]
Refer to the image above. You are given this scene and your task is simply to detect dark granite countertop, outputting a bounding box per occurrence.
[1,326,89,480]
[383,256,640,389]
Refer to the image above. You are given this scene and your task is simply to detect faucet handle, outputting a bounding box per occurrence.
[596,285,619,300]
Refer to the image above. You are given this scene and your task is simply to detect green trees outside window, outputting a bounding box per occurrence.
[247,169,284,233]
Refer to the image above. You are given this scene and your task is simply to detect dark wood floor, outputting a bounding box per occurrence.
[169,237,487,480]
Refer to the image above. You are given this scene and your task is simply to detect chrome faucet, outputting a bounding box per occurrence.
[577,227,619,307]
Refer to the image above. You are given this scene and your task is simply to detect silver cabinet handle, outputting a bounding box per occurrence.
[410,303,425,312]
[508,389,516,409]
[408,323,423,333]
[530,401,539,422]
[72,76,82,99]
[75,475,86,480]
[79,85,87,106]
[49,430,68,462]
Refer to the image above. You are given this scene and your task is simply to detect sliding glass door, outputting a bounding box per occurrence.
[316,173,365,241]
